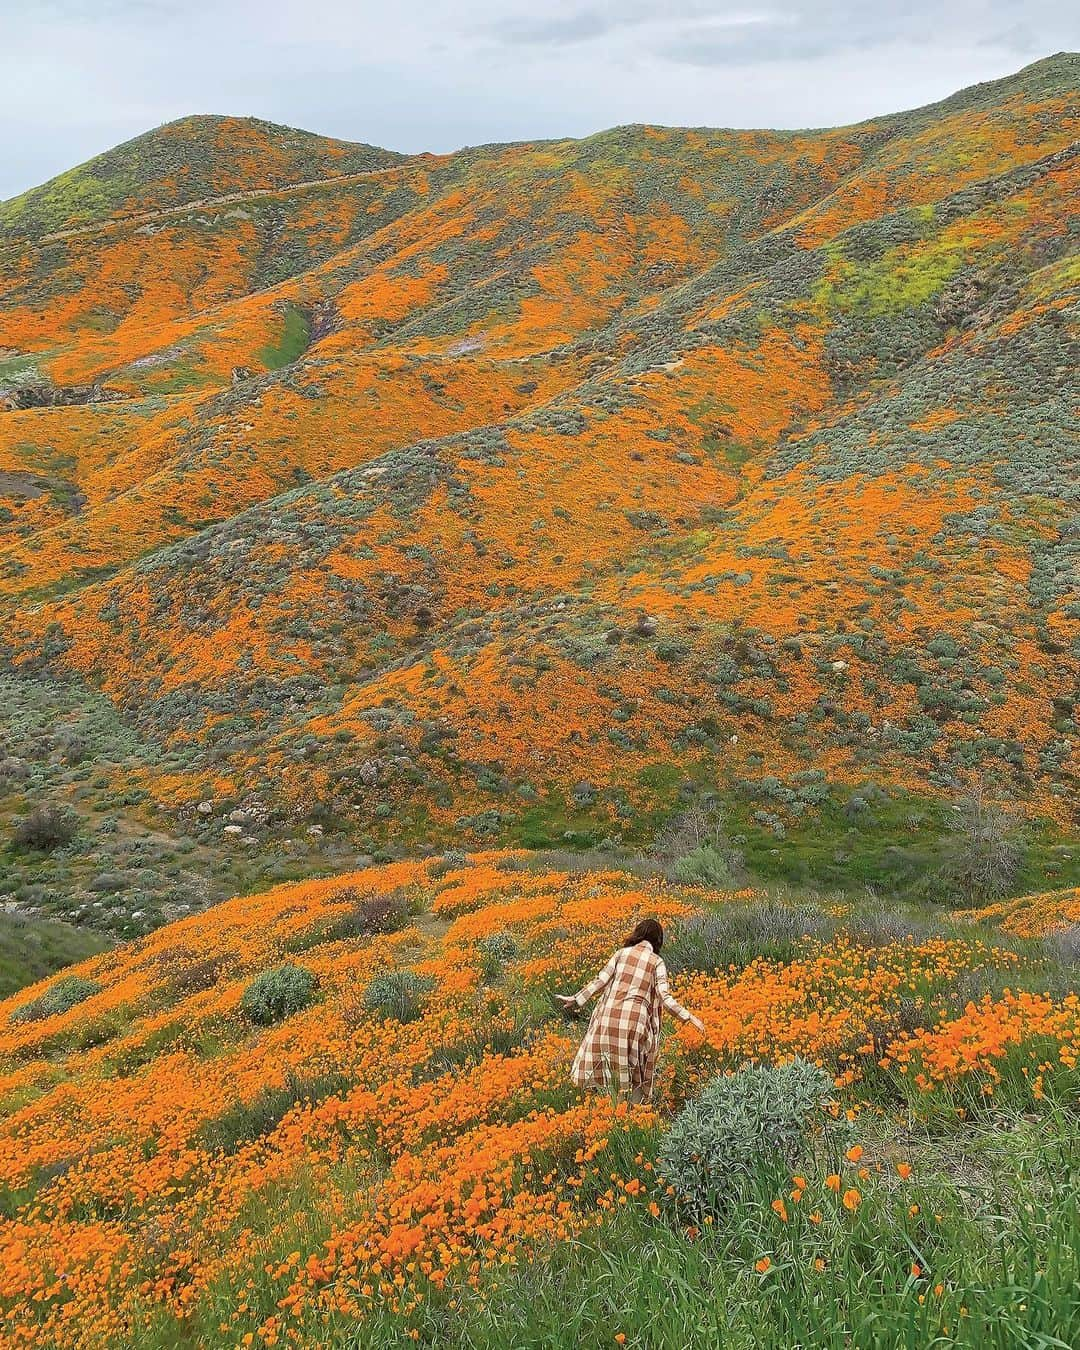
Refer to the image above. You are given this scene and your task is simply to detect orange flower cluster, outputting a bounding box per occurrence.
[880,989,1080,1094]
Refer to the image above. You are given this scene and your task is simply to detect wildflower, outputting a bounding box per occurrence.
[771,1198,789,1222]
[845,1145,863,1163]
[896,1163,912,1179]
[842,1188,861,1211]
[755,1257,771,1274]
[825,1173,841,1192]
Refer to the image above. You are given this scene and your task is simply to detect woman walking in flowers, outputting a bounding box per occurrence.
[558,918,704,1104]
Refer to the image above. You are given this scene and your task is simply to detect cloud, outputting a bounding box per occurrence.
[0,0,1077,199]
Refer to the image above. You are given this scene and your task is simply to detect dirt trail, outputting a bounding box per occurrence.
[0,162,418,255]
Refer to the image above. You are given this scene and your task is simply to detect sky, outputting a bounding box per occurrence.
[2,0,1077,200]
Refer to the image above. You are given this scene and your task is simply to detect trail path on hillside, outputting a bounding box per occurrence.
[0,162,424,255]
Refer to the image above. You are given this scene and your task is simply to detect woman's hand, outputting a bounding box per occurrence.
[555,994,578,1009]
[686,1014,705,1033]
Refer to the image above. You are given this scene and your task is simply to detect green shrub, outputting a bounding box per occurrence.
[477,930,520,982]
[10,973,102,1024]
[660,1059,834,1219]
[672,845,736,888]
[363,969,434,1023]
[240,964,318,1025]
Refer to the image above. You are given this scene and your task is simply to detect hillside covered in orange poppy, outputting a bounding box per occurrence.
[0,54,1077,938]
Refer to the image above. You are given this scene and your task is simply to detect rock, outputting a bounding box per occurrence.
[228,809,248,823]
[357,760,380,786]
[307,825,324,837]
[223,824,243,836]
[231,366,253,385]
[3,382,125,411]
[635,614,658,638]
[196,800,214,816]
[831,660,848,672]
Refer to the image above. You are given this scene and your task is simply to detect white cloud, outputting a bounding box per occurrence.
[1,0,1076,198]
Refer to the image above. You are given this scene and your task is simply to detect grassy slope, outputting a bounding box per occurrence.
[0,856,1075,1346]
[0,912,108,998]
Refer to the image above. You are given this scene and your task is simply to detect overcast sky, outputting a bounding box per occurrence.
[2,1,1077,200]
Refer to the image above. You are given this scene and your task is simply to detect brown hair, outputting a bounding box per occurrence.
[623,918,663,953]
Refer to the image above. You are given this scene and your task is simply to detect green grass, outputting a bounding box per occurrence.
[259,305,312,371]
[118,1111,1079,1349]
[0,913,109,998]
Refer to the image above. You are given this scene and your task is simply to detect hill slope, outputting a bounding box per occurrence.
[0,855,1076,1346]
[0,55,1077,937]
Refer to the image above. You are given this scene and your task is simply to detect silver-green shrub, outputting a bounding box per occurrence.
[240,963,318,1025]
[660,1058,834,1218]
[10,974,101,1024]
[363,969,434,1023]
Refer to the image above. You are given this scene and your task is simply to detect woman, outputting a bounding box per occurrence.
[557,918,705,1104]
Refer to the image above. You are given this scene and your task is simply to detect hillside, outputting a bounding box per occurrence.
[0,54,1078,941]
[0,855,1077,1346]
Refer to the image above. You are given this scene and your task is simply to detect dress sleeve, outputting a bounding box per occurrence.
[655,958,691,1022]
[573,951,619,1007]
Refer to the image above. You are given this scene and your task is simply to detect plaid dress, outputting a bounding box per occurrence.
[570,941,691,1100]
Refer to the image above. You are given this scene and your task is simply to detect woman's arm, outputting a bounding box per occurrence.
[656,959,705,1031]
[557,951,619,1009]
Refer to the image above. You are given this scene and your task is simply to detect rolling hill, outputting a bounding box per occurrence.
[0,54,1077,939]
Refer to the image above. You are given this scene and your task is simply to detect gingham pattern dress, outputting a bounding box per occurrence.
[570,942,691,1100]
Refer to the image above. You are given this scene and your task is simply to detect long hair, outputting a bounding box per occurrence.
[623,918,663,953]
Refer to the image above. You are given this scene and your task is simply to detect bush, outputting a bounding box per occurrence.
[363,969,434,1023]
[12,803,78,853]
[477,930,520,982]
[240,964,318,1025]
[656,805,745,883]
[942,787,1023,903]
[673,845,738,888]
[1047,924,1080,965]
[664,904,830,974]
[10,974,101,1024]
[322,889,412,942]
[660,1059,834,1219]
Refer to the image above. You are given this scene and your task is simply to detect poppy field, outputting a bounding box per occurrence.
[0,853,1076,1347]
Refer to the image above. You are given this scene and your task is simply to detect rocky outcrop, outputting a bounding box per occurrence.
[2,383,126,411]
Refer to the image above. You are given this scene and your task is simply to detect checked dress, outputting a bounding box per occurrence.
[569,941,692,1101]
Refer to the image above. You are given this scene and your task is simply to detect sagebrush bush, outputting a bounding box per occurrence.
[322,889,412,942]
[364,969,434,1023]
[12,803,78,853]
[660,1059,834,1218]
[664,903,830,974]
[673,845,737,888]
[1047,924,1080,965]
[10,974,101,1024]
[477,930,520,982]
[240,964,318,1025]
